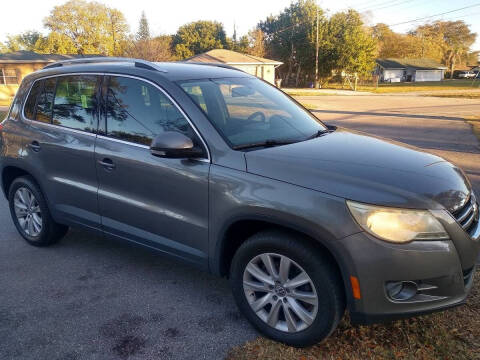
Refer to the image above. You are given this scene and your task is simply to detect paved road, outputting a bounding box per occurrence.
[1,95,479,359]
[0,200,256,359]
[302,94,480,194]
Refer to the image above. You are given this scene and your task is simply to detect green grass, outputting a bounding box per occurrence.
[228,270,480,360]
[0,111,6,121]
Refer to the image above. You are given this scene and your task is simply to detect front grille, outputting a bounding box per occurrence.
[452,193,478,235]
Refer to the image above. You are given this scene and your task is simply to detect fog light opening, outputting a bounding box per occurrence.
[386,281,418,301]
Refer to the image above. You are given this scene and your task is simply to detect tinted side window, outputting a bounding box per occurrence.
[106,76,198,146]
[53,75,99,132]
[24,80,43,119]
[36,78,56,124]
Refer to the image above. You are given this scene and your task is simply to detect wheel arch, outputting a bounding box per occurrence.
[1,165,32,198]
[212,215,353,308]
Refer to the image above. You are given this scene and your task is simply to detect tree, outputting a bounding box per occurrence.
[320,10,377,86]
[34,32,77,54]
[245,29,266,57]
[126,35,176,62]
[432,21,476,78]
[372,21,477,77]
[372,23,419,58]
[260,0,322,86]
[3,31,42,52]
[173,20,228,59]
[43,0,129,55]
[136,11,150,41]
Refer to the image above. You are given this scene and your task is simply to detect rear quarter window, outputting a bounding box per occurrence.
[24,80,43,119]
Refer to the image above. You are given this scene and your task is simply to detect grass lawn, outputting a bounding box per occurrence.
[227,269,479,360]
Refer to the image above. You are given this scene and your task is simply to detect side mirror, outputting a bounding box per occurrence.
[150,132,204,159]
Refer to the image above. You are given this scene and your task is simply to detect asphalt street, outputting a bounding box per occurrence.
[0,198,257,360]
[1,95,479,359]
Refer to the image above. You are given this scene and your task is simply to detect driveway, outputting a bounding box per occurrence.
[1,94,479,359]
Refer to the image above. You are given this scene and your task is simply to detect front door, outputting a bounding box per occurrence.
[22,75,101,228]
[95,75,210,266]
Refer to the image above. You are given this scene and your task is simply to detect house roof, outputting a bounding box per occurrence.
[0,50,95,63]
[186,49,283,65]
[376,58,447,70]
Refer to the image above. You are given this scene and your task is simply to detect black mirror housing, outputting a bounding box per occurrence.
[150,132,204,159]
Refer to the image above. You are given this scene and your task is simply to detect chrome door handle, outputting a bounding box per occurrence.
[98,158,116,170]
[28,141,41,152]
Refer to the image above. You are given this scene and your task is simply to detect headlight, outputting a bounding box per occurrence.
[347,201,449,243]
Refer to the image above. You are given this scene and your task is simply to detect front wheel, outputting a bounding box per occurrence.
[230,230,345,347]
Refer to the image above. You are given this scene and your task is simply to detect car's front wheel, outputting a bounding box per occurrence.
[230,230,345,347]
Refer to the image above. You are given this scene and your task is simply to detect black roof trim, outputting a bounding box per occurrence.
[43,57,168,73]
[178,61,244,72]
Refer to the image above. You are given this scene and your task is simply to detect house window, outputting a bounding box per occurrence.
[0,69,18,85]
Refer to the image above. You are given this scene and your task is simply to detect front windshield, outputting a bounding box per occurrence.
[178,77,326,148]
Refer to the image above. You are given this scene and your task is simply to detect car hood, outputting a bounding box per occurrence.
[245,128,471,212]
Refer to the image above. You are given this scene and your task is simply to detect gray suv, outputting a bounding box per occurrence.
[0,58,478,347]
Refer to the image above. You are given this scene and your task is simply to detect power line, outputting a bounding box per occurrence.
[388,3,480,26]
[358,0,415,12]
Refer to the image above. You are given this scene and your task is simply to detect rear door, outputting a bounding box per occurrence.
[95,75,210,266]
[23,74,101,228]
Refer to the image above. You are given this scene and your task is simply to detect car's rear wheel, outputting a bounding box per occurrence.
[8,176,68,246]
[230,230,345,347]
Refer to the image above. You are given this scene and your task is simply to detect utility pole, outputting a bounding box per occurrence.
[315,7,319,89]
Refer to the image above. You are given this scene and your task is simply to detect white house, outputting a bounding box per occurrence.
[376,58,447,82]
[186,49,282,84]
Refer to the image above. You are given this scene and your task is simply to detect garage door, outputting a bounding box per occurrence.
[416,70,443,82]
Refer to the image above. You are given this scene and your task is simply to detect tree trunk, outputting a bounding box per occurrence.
[285,43,294,86]
[449,52,456,79]
[295,65,301,87]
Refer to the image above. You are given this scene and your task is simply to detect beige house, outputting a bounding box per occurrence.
[186,49,282,84]
[0,51,88,105]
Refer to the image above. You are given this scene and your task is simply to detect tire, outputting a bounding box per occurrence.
[8,176,68,246]
[230,230,345,347]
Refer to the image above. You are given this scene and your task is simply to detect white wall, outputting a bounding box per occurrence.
[415,70,443,82]
[382,69,404,82]
[230,64,276,84]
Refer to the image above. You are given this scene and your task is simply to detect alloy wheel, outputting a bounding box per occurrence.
[14,187,42,237]
[243,253,318,333]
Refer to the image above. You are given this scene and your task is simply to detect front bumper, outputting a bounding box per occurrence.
[338,213,479,325]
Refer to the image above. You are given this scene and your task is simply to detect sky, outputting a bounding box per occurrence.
[1,0,479,51]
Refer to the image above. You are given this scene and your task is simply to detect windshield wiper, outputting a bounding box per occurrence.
[233,139,299,150]
[306,125,336,140]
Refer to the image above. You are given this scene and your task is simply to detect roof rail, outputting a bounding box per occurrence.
[43,57,168,73]
[180,61,244,72]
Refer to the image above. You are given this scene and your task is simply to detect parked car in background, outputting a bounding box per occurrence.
[457,70,477,79]
[0,58,478,347]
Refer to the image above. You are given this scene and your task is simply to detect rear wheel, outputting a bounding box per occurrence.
[230,230,345,347]
[8,176,68,246]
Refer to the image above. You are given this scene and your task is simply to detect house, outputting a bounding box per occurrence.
[375,58,447,82]
[0,51,91,105]
[185,49,283,84]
